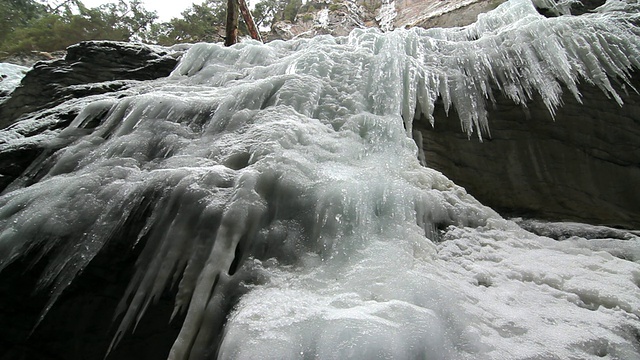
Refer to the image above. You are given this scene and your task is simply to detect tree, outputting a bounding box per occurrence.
[283,0,302,22]
[0,0,48,52]
[238,0,262,43]
[149,0,227,45]
[252,0,288,29]
[0,0,157,56]
[225,0,239,46]
[149,0,261,47]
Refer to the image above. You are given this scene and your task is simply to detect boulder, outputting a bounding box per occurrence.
[0,41,180,129]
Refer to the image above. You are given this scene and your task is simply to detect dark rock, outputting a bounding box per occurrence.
[0,41,180,129]
[0,228,183,360]
[536,0,607,17]
[515,218,637,240]
[416,76,640,229]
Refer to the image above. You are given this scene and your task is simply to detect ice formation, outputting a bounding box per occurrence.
[0,63,29,96]
[0,0,639,359]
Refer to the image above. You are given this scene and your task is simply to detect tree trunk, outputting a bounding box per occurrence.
[238,0,263,42]
[225,0,239,46]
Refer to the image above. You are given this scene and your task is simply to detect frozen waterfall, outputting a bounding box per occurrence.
[1,0,640,359]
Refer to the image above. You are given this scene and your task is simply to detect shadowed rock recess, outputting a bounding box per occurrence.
[417,75,640,229]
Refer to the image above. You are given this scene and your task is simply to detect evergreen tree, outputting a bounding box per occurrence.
[0,0,47,53]
[253,0,288,29]
[149,0,227,45]
[283,0,302,22]
[0,0,157,56]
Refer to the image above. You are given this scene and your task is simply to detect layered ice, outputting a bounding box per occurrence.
[0,0,639,359]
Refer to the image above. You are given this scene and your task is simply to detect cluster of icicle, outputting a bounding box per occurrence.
[0,0,639,359]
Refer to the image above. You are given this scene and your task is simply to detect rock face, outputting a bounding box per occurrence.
[267,2,372,40]
[0,230,182,360]
[0,43,186,358]
[268,0,610,40]
[415,76,640,229]
[0,41,180,129]
[394,0,504,29]
[265,0,507,40]
[263,0,640,229]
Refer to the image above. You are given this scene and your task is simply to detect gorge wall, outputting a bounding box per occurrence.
[266,0,640,229]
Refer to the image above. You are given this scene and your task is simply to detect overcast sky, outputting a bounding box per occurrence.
[79,0,205,21]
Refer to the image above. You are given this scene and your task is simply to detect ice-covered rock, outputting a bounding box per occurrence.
[0,41,182,129]
[269,0,368,40]
[376,0,397,31]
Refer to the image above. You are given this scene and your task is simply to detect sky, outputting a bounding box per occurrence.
[79,0,205,21]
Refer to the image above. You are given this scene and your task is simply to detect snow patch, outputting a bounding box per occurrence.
[0,63,29,95]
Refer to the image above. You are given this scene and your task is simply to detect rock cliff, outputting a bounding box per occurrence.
[416,76,640,229]
[0,41,180,129]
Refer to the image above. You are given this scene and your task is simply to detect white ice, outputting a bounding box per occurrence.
[376,0,397,31]
[0,0,639,359]
[0,63,29,95]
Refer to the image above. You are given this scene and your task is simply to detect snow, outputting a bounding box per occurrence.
[0,63,29,95]
[376,0,397,31]
[0,0,639,359]
[316,8,330,27]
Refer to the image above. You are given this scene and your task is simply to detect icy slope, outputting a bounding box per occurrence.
[0,63,28,96]
[0,0,639,359]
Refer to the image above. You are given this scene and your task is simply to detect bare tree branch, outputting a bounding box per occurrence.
[238,0,263,42]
